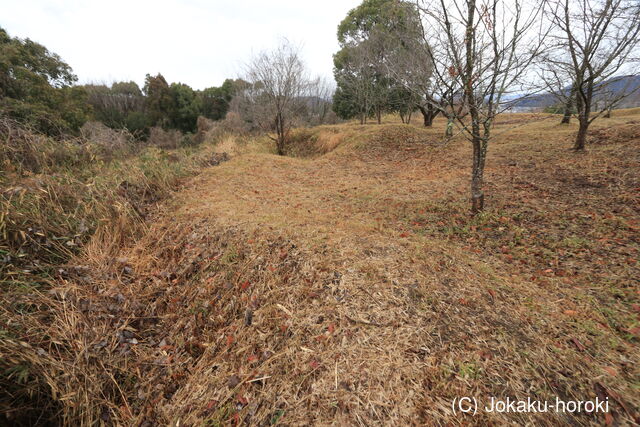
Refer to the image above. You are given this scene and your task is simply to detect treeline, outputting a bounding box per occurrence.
[0,26,244,138]
[83,76,246,137]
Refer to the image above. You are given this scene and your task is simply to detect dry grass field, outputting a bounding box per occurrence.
[2,110,639,425]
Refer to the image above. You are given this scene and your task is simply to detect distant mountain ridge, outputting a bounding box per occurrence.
[514,75,640,110]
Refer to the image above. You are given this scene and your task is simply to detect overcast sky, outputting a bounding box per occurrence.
[1,0,361,89]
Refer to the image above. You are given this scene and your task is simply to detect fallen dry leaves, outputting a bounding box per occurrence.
[3,111,639,425]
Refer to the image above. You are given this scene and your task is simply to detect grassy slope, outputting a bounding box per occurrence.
[5,111,639,425]
[0,125,232,424]
[164,112,639,425]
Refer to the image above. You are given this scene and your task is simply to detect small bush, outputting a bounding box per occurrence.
[148,126,182,149]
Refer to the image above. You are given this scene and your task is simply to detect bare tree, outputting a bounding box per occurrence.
[541,0,640,150]
[416,0,547,213]
[244,41,313,155]
[305,76,335,125]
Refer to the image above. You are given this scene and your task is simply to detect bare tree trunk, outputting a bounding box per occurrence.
[561,98,572,124]
[462,0,485,214]
[419,106,429,126]
[407,110,412,124]
[445,116,454,137]
[362,99,368,124]
[471,136,485,214]
[425,105,434,126]
[418,104,437,127]
[560,85,575,124]
[275,112,286,155]
[574,117,589,150]
[574,88,591,151]
[376,107,382,124]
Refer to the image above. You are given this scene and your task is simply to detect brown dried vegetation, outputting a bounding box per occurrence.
[1,110,639,425]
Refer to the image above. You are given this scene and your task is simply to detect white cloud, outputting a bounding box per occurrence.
[0,0,361,89]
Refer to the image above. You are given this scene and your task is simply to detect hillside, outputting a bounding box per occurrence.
[515,75,640,110]
[4,111,638,425]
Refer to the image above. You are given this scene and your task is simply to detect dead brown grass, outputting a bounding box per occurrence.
[2,109,639,425]
[0,119,231,425]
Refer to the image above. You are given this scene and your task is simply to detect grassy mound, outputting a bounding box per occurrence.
[2,110,639,425]
[284,122,440,160]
